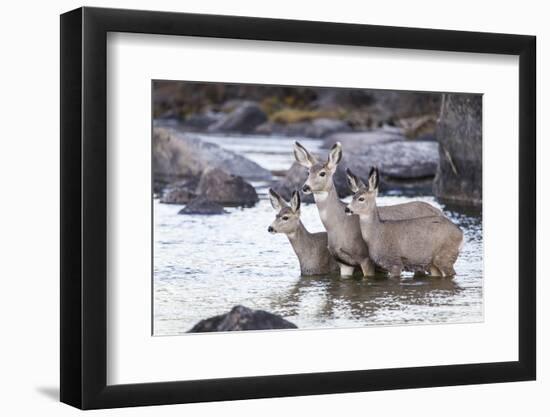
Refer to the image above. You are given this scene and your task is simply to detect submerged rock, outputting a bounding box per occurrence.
[207,102,267,133]
[271,162,313,203]
[178,196,226,215]
[160,177,199,204]
[153,127,271,184]
[188,305,298,332]
[433,94,482,206]
[273,139,438,199]
[346,141,439,180]
[196,168,259,207]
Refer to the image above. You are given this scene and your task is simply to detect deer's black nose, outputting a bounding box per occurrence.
[302,185,311,193]
[268,226,274,233]
[345,207,352,214]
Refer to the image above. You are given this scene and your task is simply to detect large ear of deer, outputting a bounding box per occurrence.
[293,141,316,168]
[367,167,380,192]
[268,188,288,211]
[290,190,301,213]
[345,168,365,193]
[326,142,342,170]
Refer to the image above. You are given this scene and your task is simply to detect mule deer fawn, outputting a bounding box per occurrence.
[268,189,338,276]
[345,167,463,277]
[294,141,442,277]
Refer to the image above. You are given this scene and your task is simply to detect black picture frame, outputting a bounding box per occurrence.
[60,6,536,410]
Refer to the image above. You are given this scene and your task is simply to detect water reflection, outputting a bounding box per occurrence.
[272,274,463,326]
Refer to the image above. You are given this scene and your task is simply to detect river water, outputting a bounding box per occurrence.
[153,134,483,336]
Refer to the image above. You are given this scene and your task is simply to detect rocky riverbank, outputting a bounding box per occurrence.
[154,124,441,211]
[154,127,267,211]
[154,82,441,139]
[153,83,483,208]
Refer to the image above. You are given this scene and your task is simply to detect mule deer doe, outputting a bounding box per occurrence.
[268,189,339,276]
[294,141,442,277]
[345,167,463,277]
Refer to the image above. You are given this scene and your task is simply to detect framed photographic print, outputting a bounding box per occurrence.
[60,6,536,409]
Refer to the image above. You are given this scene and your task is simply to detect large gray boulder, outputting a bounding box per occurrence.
[207,102,267,133]
[347,141,439,180]
[188,305,297,332]
[153,127,271,183]
[196,168,259,207]
[273,140,439,198]
[433,94,482,206]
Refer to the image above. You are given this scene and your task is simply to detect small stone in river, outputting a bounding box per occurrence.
[178,196,227,215]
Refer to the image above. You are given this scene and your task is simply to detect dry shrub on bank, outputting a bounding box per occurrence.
[269,108,344,124]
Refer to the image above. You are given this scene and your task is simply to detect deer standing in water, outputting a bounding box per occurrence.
[294,141,442,277]
[345,167,463,277]
[268,189,339,276]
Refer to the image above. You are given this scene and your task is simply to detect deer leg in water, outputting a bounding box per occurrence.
[360,259,376,277]
[433,252,457,277]
[446,266,456,277]
[338,263,355,277]
[429,265,443,277]
[437,265,456,277]
[389,265,402,278]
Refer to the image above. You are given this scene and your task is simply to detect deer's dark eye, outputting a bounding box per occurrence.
[319,172,326,177]
[358,197,365,202]
[282,216,289,221]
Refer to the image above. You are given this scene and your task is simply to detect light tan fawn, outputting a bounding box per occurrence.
[345,167,463,277]
[268,189,338,276]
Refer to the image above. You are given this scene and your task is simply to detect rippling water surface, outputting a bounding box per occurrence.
[153,135,483,336]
